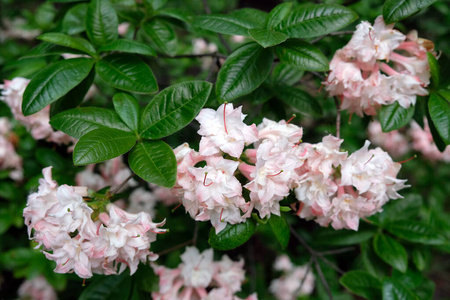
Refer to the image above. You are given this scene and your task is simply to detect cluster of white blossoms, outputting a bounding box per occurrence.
[0,77,75,146]
[23,167,166,278]
[152,246,257,300]
[0,117,23,180]
[171,103,408,232]
[269,255,315,300]
[324,16,434,116]
[368,120,450,162]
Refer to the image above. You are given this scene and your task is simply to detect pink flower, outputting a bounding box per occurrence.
[270,255,315,300]
[127,187,158,217]
[410,119,450,162]
[368,121,410,158]
[0,117,22,180]
[18,276,57,300]
[213,255,246,293]
[0,77,75,145]
[196,103,258,157]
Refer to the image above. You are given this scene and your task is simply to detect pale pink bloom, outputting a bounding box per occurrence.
[75,165,106,191]
[98,204,165,275]
[127,187,157,217]
[273,255,294,272]
[150,183,181,206]
[303,135,347,178]
[341,141,408,202]
[270,256,315,300]
[18,276,57,300]
[0,78,75,145]
[410,120,450,162]
[196,103,258,157]
[213,255,246,293]
[328,192,375,230]
[231,35,246,43]
[368,121,409,158]
[257,118,303,145]
[0,117,22,180]
[192,38,218,71]
[118,22,131,36]
[180,247,215,288]
[184,156,248,233]
[152,247,254,300]
[343,16,405,69]
[245,139,303,218]
[0,18,41,41]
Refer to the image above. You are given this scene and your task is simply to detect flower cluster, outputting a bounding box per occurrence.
[368,119,450,162]
[269,255,315,300]
[0,77,75,145]
[152,246,257,300]
[0,117,22,180]
[171,104,408,232]
[23,167,166,278]
[324,16,434,116]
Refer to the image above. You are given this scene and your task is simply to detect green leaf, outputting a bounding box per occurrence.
[21,43,85,59]
[277,4,358,38]
[22,58,95,116]
[216,43,273,103]
[275,39,329,71]
[382,278,419,300]
[99,39,157,56]
[373,233,408,273]
[361,241,389,279]
[193,14,261,36]
[113,93,140,133]
[426,106,447,152]
[383,0,437,24]
[38,33,96,57]
[379,102,415,132]
[428,93,450,144]
[248,28,288,48]
[427,52,439,88]
[378,194,423,225]
[274,85,322,116]
[128,140,177,188]
[271,63,304,86]
[96,53,158,94]
[50,67,96,117]
[340,271,382,300]
[35,148,68,171]
[73,128,136,165]
[268,214,290,249]
[50,107,132,139]
[412,248,429,271]
[142,19,177,56]
[230,8,268,27]
[315,226,376,246]
[267,2,293,29]
[208,219,256,251]
[62,3,88,35]
[385,221,447,245]
[86,0,118,47]
[79,271,132,300]
[140,81,212,139]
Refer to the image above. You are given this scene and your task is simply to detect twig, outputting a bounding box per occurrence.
[192,222,199,246]
[310,30,355,44]
[111,173,134,194]
[313,256,334,300]
[320,247,355,256]
[295,257,313,296]
[334,97,341,139]
[310,71,325,80]
[156,239,193,256]
[201,0,232,53]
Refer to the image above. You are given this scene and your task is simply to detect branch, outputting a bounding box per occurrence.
[313,256,334,300]
[111,173,134,194]
[156,239,193,256]
[334,97,341,139]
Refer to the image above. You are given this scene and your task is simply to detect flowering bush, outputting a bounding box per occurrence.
[1,0,449,299]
